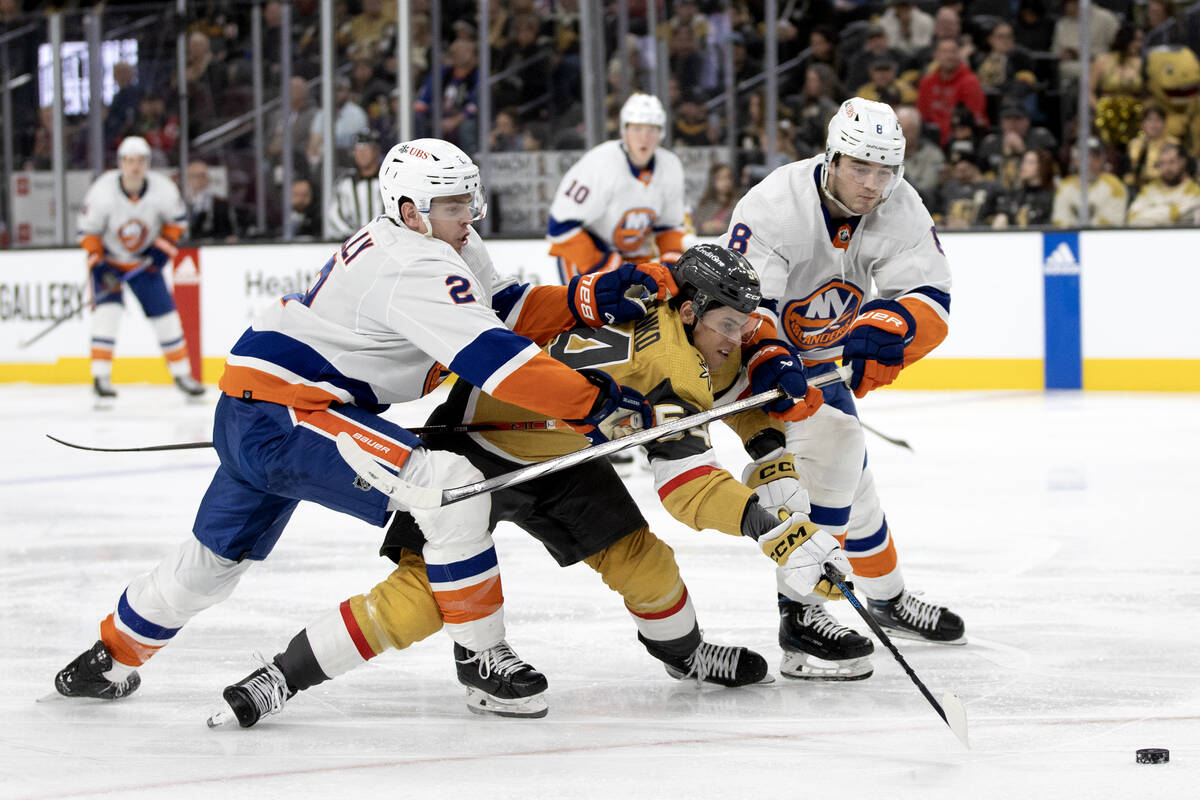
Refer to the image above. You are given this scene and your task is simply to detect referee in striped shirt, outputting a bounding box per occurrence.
[327,130,385,237]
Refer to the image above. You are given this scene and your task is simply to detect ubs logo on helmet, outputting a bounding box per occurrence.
[117,219,149,253]
[612,207,655,253]
[779,280,863,350]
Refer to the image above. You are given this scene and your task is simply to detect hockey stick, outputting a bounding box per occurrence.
[337,365,854,509]
[823,563,969,747]
[861,421,913,452]
[44,420,565,454]
[19,262,153,349]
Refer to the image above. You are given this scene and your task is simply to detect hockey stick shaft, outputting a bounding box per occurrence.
[861,421,913,452]
[822,563,968,746]
[44,420,564,453]
[338,365,853,509]
[20,262,153,349]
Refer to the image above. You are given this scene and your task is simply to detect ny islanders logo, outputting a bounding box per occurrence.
[780,280,864,351]
[612,207,656,252]
[117,219,150,253]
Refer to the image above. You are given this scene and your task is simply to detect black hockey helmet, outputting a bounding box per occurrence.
[669,243,762,320]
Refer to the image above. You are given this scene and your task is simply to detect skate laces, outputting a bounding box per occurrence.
[800,604,852,639]
[682,643,740,683]
[893,592,942,631]
[459,641,527,680]
[236,655,289,718]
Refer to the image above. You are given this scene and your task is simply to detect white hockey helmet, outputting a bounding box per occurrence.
[117,136,151,160]
[619,93,667,130]
[823,98,906,213]
[378,138,486,233]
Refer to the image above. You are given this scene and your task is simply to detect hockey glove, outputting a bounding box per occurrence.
[744,338,824,421]
[741,450,809,522]
[757,517,851,600]
[566,369,655,445]
[139,236,178,272]
[841,299,916,398]
[567,262,679,327]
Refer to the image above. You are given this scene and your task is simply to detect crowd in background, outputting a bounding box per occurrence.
[5,0,1200,242]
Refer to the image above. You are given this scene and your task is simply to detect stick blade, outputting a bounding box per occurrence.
[941,691,970,748]
[334,432,443,509]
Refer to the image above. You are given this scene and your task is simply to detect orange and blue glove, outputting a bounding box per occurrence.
[841,299,916,398]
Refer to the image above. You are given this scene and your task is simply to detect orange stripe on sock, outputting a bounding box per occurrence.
[848,538,898,578]
[339,599,377,660]
[91,348,114,361]
[164,345,188,363]
[100,613,161,667]
[432,575,504,625]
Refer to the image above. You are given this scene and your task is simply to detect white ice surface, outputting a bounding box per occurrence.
[2,384,1198,799]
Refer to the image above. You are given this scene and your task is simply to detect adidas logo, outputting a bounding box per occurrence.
[1043,241,1080,275]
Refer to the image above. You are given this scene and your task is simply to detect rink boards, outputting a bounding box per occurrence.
[0,229,1196,391]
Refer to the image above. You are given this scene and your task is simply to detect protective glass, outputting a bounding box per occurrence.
[426,186,488,222]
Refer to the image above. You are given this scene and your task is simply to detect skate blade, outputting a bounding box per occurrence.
[874,624,968,646]
[780,652,873,681]
[206,709,238,728]
[463,687,548,719]
[92,398,116,411]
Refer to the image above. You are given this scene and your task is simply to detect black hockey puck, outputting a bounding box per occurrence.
[1136,748,1169,764]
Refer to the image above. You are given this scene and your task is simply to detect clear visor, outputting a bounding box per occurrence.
[696,307,755,344]
[426,186,487,222]
[839,158,901,189]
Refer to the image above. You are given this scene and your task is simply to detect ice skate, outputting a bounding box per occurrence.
[174,374,206,400]
[662,640,771,687]
[207,660,293,728]
[454,641,548,718]
[778,596,874,681]
[92,376,117,408]
[868,590,966,644]
[55,640,140,700]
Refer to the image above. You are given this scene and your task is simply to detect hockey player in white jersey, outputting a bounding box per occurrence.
[53,138,671,718]
[77,135,203,401]
[726,98,965,681]
[547,93,687,282]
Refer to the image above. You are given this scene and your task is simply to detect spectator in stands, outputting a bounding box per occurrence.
[1126,142,1200,225]
[673,88,714,145]
[1052,0,1120,90]
[844,25,910,94]
[131,95,180,166]
[913,6,971,71]
[489,107,536,152]
[971,21,1038,99]
[1014,0,1055,52]
[693,162,740,236]
[1090,24,1145,148]
[978,100,1058,189]
[289,177,322,238]
[185,31,223,136]
[307,76,370,170]
[338,0,395,58]
[1126,104,1179,190]
[730,32,762,85]
[878,0,935,59]
[669,23,707,98]
[793,64,841,155]
[917,37,989,146]
[737,91,767,153]
[991,148,1057,227]
[857,57,917,106]
[186,160,240,242]
[1145,0,1187,49]
[494,12,552,116]
[327,130,384,238]
[269,77,318,181]
[414,39,479,152]
[898,105,945,203]
[106,62,142,148]
[798,25,841,82]
[1052,136,1128,226]
[939,141,1000,228]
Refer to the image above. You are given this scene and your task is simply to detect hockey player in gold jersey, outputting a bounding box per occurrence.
[208,244,847,727]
